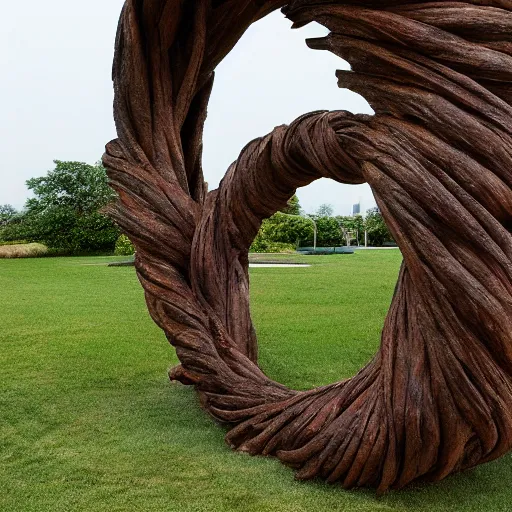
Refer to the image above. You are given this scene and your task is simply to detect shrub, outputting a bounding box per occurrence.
[0,213,34,243]
[250,239,295,253]
[114,235,135,256]
[0,243,48,259]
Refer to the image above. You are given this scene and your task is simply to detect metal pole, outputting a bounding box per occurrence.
[313,219,317,252]
[365,230,368,248]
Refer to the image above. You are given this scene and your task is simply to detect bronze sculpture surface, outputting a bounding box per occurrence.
[104,0,512,492]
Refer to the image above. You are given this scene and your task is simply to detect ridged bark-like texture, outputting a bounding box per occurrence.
[103,0,512,492]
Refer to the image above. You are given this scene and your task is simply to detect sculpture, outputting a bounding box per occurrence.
[103,0,512,492]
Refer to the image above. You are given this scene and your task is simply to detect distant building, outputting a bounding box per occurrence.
[352,203,361,216]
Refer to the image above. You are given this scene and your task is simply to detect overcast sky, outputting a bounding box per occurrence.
[0,1,375,216]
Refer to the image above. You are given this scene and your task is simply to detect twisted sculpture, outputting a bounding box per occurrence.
[103,0,512,492]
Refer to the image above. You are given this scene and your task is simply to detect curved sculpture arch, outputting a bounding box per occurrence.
[103,0,512,493]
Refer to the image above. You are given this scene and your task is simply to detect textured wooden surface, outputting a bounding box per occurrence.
[103,0,512,492]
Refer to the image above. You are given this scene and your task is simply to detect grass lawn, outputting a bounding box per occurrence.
[1,251,511,512]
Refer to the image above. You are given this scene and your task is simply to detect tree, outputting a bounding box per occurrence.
[7,161,120,252]
[281,194,302,216]
[25,160,116,215]
[311,215,343,246]
[0,205,17,227]
[364,207,394,246]
[251,211,313,250]
[250,195,310,250]
[0,205,26,243]
[316,203,334,217]
[336,214,365,246]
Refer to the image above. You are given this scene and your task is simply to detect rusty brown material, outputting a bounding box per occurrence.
[103,0,512,492]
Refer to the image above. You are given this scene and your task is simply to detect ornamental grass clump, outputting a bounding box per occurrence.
[0,243,48,259]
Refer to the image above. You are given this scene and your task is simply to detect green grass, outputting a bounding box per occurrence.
[1,252,511,512]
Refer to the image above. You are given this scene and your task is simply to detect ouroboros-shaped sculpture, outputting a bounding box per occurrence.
[103,0,512,492]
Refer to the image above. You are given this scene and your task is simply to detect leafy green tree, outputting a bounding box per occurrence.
[336,215,365,246]
[0,205,17,227]
[0,206,34,242]
[25,161,116,215]
[281,195,302,216]
[0,211,33,242]
[4,161,119,253]
[316,203,334,217]
[364,207,394,246]
[250,195,313,251]
[311,215,343,247]
[252,212,314,248]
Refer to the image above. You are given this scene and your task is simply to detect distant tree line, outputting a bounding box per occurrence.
[1,161,393,255]
[250,198,394,252]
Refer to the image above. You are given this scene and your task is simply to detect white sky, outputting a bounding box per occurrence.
[0,1,375,216]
